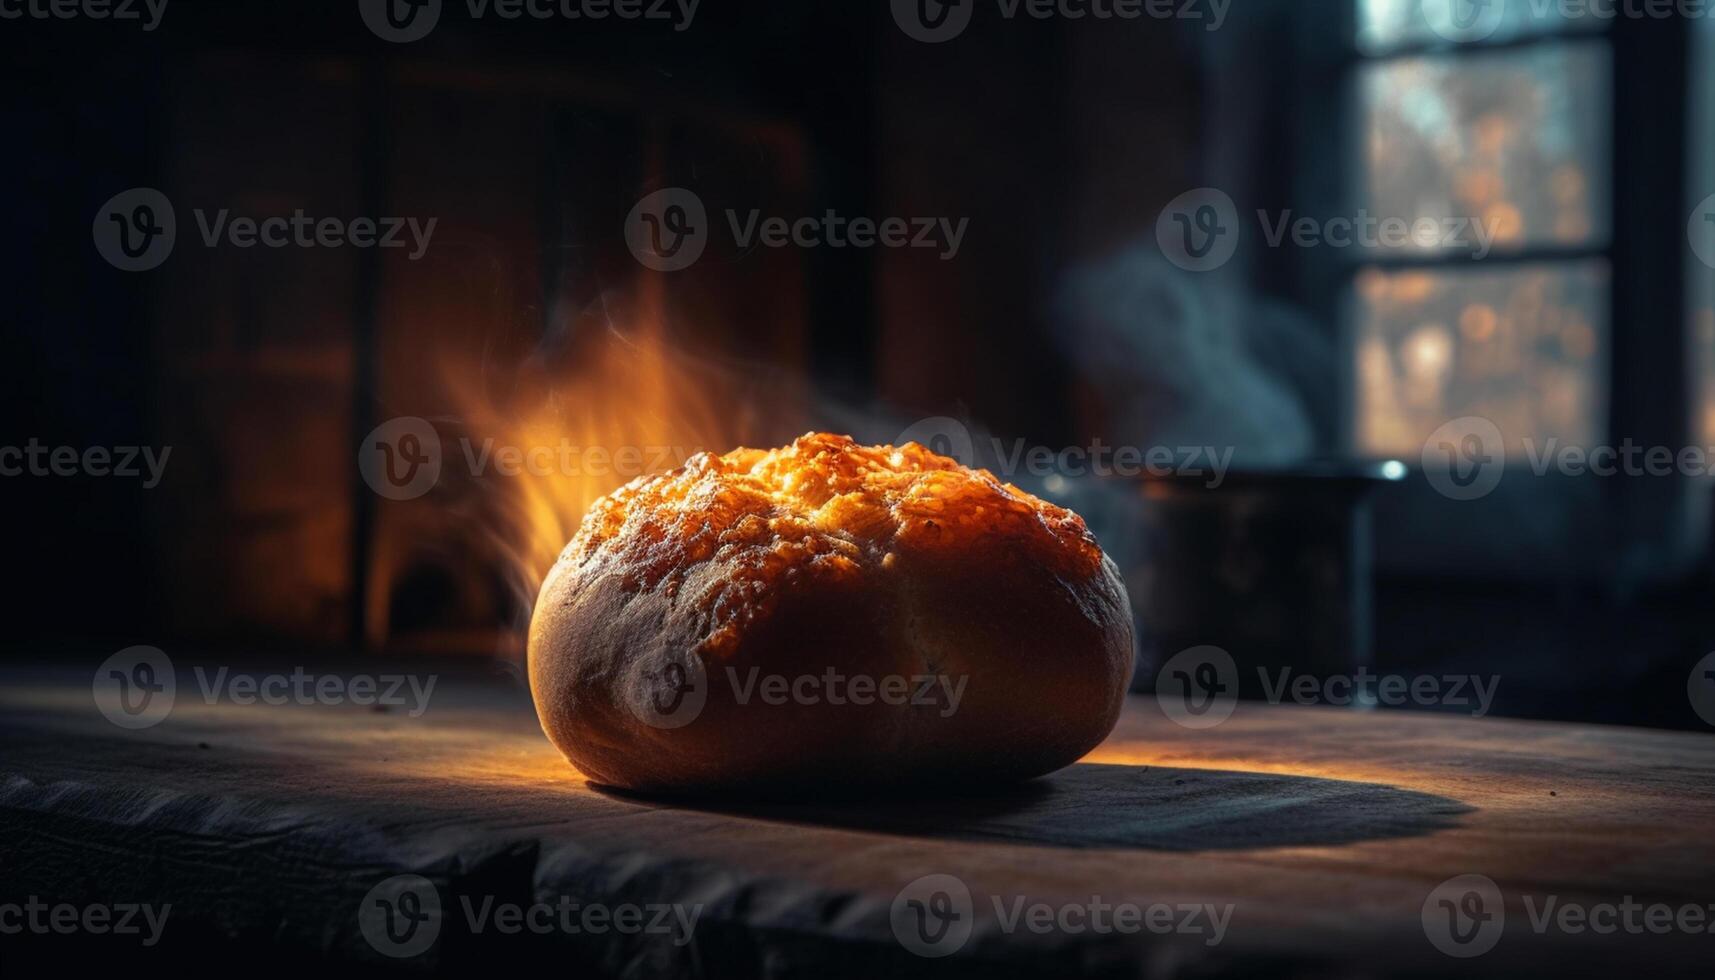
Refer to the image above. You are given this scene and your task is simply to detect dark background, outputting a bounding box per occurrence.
[2,0,1712,729]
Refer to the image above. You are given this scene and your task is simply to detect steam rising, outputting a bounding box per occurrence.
[1055,246,1326,467]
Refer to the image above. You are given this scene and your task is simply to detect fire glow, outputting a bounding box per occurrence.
[443,301,806,653]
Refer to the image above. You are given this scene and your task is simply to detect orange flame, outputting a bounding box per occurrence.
[436,296,807,655]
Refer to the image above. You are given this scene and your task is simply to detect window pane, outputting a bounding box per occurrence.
[1361,43,1612,252]
[1357,0,1604,53]
[1693,18,1715,447]
[1698,306,1715,447]
[1354,262,1609,457]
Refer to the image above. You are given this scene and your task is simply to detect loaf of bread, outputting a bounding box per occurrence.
[528,432,1134,796]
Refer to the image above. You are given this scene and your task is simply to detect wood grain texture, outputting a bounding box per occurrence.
[1,663,1712,977]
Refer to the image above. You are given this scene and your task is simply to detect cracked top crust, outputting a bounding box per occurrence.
[557,431,1106,656]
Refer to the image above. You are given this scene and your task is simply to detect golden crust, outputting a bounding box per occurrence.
[562,432,1105,658]
[529,431,1135,795]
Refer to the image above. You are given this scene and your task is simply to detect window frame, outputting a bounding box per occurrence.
[1334,9,1698,584]
[1346,26,1615,451]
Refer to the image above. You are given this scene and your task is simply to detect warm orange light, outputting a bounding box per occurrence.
[445,309,803,650]
[1459,304,1498,343]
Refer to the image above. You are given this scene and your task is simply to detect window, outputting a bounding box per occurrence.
[1692,15,1715,449]
[1350,2,1613,460]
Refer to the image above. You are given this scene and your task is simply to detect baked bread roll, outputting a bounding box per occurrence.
[528,432,1134,795]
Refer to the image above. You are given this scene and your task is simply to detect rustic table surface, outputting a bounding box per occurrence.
[2,662,1712,977]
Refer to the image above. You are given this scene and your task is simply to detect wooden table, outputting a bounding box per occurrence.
[2,662,1712,976]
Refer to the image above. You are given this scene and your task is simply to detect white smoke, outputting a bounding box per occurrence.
[1055,246,1325,468]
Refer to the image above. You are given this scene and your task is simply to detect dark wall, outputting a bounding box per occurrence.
[0,0,885,653]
